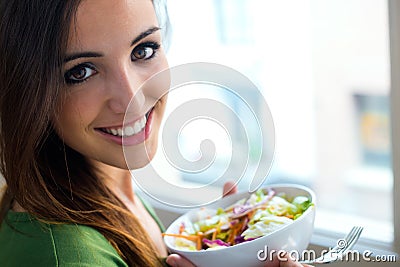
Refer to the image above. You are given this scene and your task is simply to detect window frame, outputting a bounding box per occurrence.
[389,0,400,255]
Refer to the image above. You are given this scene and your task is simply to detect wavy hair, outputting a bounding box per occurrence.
[0,1,169,266]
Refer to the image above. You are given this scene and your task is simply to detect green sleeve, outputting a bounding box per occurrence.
[50,224,128,266]
[0,212,128,267]
[0,195,168,267]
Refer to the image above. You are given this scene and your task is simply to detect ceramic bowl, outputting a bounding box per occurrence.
[163,184,316,267]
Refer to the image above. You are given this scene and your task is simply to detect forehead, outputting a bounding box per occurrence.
[67,0,157,52]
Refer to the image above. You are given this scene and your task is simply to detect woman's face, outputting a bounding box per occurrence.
[53,0,169,169]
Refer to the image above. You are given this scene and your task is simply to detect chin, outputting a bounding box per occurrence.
[130,150,156,169]
[121,138,159,170]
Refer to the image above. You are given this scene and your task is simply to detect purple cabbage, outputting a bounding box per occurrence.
[203,238,231,248]
[232,189,275,216]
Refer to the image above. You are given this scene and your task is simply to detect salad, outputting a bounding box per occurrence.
[163,189,313,251]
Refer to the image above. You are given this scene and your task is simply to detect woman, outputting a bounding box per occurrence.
[0,0,308,266]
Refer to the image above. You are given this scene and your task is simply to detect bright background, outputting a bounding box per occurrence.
[153,0,393,246]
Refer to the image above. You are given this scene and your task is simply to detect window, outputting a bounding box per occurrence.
[142,0,399,252]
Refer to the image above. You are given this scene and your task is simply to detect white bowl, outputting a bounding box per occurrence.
[163,184,316,267]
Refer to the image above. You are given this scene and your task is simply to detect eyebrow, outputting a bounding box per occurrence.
[131,26,161,46]
[64,26,161,63]
[64,52,102,63]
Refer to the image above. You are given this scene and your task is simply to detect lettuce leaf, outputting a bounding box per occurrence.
[241,214,293,239]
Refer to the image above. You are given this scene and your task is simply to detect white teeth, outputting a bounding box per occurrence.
[134,121,141,132]
[103,115,147,137]
[124,126,134,136]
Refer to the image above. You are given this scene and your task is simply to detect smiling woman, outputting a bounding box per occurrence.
[0,0,171,266]
[0,1,307,267]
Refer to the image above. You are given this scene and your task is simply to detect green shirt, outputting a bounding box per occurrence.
[0,196,167,267]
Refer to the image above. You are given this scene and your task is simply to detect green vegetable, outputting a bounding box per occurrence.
[292,196,312,213]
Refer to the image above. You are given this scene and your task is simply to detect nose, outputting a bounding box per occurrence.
[107,65,145,114]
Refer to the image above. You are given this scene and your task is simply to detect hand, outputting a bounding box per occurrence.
[222,180,238,197]
[165,253,313,267]
[165,254,195,267]
[264,253,314,267]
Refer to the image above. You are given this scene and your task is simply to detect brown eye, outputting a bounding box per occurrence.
[131,42,160,62]
[132,47,154,60]
[64,63,98,84]
[71,68,87,80]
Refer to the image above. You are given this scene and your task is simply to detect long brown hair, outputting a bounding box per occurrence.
[0,1,166,266]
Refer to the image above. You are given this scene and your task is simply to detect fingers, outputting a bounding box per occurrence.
[165,252,313,267]
[165,254,196,267]
[262,253,314,267]
[278,254,314,267]
[222,181,238,197]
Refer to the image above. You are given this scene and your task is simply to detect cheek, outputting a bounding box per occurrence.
[54,93,99,135]
[157,94,168,116]
[53,107,81,146]
[145,58,170,102]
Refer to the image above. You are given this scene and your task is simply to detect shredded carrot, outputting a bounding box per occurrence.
[227,228,236,245]
[227,219,243,245]
[162,233,199,242]
[246,211,254,220]
[211,222,223,240]
[211,229,217,240]
[163,232,204,250]
[231,228,239,244]
[196,232,204,250]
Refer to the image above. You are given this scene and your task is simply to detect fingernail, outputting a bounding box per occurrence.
[166,257,176,267]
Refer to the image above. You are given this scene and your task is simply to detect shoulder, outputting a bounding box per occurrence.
[0,211,128,267]
[50,223,128,266]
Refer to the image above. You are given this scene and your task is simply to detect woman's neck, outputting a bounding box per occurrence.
[93,162,136,203]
